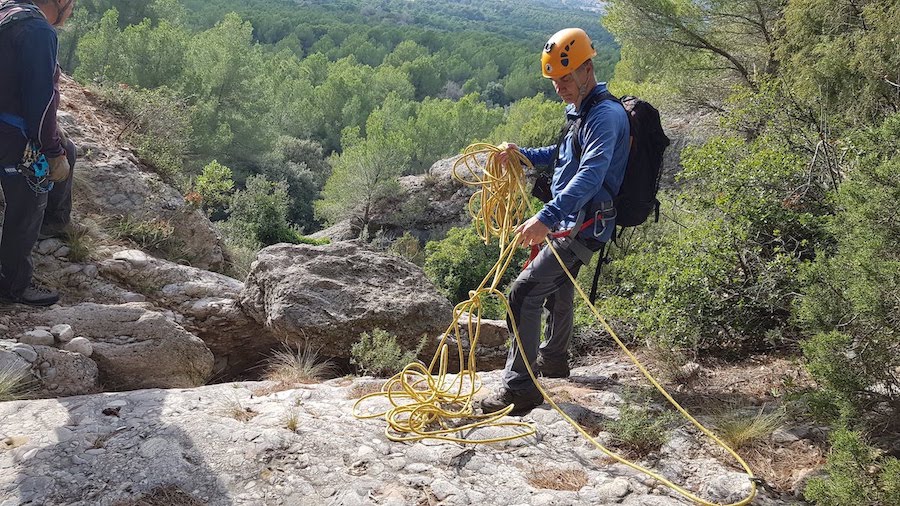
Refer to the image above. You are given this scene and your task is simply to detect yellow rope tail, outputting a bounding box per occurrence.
[353,143,758,506]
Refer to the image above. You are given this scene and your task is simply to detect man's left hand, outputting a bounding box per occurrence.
[516,215,551,247]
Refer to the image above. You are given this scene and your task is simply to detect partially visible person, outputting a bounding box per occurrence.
[479,28,631,416]
[0,0,76,306]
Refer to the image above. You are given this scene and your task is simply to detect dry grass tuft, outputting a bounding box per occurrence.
[526,466,589,491]
[217,395,258,422]
[712,405,785,450]
[0,364,33,402]
[346,380,388,399]
[282,407,300,432]
[265,344,334,385]
[112,485,205,506]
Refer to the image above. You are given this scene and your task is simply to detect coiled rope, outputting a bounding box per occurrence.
[353,143,758,506]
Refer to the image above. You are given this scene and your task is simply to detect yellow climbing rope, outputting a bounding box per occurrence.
[353,143,758,506]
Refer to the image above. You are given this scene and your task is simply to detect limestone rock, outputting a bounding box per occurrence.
[100,251,279,377]
[242,241,453,358]
[19,330,54,347]
[63,337,93,357]
[32,345,100,397]
[37,303,214,390]
[51,324,75,343]
[441,312,509,371]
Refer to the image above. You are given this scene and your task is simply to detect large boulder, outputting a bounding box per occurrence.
[0,341,100,397]
[241,241,453,358]
[99,250,280,377]
[35,303,214,390]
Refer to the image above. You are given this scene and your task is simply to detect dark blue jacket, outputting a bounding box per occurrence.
[521,83,630,242]
[0,0,64,165]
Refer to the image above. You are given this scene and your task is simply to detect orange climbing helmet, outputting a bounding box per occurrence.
[541,28,596,79]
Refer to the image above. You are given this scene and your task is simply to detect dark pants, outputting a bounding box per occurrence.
[0,139,75,297]
[502,235,602,392]
[42,139,75,234]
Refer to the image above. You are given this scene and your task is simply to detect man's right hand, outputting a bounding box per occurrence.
[498,142,520,166]
[48,154,70,182]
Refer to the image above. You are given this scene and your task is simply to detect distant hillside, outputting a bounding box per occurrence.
[181,0,614,48]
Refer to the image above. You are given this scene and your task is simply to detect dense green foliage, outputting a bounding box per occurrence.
[804,429,900,506]
[603,0,900,500]
[62,0,609,237]
[424,227,528,316]
[597,138,825,352]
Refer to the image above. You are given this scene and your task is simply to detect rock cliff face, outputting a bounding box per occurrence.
[0,362,798,506]
[0,78,462,395]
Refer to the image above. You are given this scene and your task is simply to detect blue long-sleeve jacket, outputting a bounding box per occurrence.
[520,83,630,242]
[0,1,64,165]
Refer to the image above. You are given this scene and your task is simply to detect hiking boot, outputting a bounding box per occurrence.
[0,284,60,307]
[38,225,69,240]
[536,352,570,378]
[478,387,543,416]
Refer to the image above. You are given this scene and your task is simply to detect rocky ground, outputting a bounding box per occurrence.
[1,357,809,506]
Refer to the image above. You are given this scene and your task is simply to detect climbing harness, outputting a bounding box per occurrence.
[353,143,758,506]
[0,112,54,194]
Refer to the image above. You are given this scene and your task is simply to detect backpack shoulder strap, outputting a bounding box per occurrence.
[0,2,43,34]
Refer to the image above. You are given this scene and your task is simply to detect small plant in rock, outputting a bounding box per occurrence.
[351,328,425,377]
[346,380,388,399]
[605,391,678,457]
[711,405,785,450]
[264,344,334,386]
[217,394,257,422]
[64,223,97,263]
[282,407,300,432]
[0,364,31,402]
[389,232,425,266]
[112,215,178,252]
[526,466,589,491]
[110,484,205,506]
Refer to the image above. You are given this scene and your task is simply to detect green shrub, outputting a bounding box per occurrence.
[804,428,900,506]
[94,84,192,181]
[112,215,181,256]
[592,137,827,352]
[389,232,425,266]
[351,328,425,377]
[424,226,528,307]
[195,160,234,215]
[796,114,900,427]
[604,391,678,457]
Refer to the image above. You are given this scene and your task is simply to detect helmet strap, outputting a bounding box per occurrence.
[52,0,73,25]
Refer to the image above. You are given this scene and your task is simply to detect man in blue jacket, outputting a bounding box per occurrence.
[0,0,76,306]
[480,28,631,415]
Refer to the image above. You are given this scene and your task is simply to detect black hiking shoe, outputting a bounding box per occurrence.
[536,353,570,378]
[0,284,60,307]
[478,387,544,416]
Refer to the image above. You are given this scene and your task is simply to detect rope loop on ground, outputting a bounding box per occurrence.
[353,144,758,506]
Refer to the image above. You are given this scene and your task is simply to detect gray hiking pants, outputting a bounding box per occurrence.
[502,235,602,392]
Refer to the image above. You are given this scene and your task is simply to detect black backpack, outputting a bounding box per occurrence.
[531,90,670,302]
[532,90,671,229]
[0,1,43,34]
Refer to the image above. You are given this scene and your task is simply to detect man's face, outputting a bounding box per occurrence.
[551,64,588,104]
